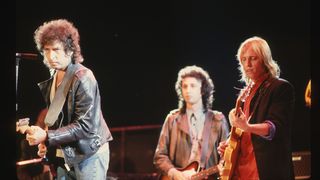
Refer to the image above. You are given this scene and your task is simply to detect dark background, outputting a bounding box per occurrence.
[15,0,311,178]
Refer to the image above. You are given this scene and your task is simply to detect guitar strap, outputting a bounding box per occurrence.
[44,63,80,127]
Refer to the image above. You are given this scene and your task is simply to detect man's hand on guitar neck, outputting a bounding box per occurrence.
[26,126,47,146]
[229,108,271,137]
[228,108,249,131]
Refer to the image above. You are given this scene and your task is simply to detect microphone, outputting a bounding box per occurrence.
[16,52,39,60]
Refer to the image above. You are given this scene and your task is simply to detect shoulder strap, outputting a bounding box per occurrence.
[44,63,80,127]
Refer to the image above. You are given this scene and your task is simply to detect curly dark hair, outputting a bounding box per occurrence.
[175,65,215,113]
[34,19,83,64]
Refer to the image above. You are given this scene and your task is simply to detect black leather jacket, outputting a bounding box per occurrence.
[38,63,113,164]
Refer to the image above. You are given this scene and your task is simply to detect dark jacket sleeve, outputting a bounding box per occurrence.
[252,78,295,180]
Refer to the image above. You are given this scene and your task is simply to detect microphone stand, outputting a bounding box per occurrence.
[16,54,21,112]
[15,52,39,112]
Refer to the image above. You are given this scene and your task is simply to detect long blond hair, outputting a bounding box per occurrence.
[236,36,280,84]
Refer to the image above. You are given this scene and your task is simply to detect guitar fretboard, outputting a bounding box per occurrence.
[192,166,219,180]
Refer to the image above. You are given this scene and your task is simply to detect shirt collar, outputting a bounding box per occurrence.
[186,108,205,122]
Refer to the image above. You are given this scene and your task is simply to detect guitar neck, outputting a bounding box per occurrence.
[231,126,243,137]
[191,165,219,180]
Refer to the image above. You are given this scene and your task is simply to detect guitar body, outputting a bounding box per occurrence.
[159,161,199,180]
[220,83,253,180]
[159,161,219,180]
[220,127,242,180]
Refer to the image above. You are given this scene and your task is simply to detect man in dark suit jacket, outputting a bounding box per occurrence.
[218,36,295,180]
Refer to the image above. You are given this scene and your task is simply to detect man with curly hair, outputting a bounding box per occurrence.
[154,65,229,180]
[25,19,113,180]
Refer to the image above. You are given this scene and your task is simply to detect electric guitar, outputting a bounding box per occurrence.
[16,117,60,178]
[16,108,67,178]
[159,161,220,180]
[16,117,50,164]
[220,83,253,180]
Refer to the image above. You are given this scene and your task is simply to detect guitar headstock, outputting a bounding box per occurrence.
[235,82,254,115]
[16,118,32,134]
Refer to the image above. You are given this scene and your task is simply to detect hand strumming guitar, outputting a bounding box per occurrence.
[217,140,228,158]
[168,167,197,180]
[26,126,50,164]
[168,168,186,180]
